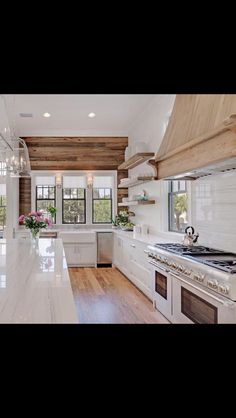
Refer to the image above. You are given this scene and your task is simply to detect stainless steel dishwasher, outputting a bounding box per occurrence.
[97,232,113,266]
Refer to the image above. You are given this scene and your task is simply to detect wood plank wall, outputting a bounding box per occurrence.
[19,178,31,216]
[19,137,128,215]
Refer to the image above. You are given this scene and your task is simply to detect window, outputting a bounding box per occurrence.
[0,194,6,231]
[36,186,56,218]
[92,188,112,223]
[0,162,6,176]
[168,181,188,233]
[62,188,86,224]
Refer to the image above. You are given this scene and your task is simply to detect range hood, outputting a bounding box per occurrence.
[153,95,236,180]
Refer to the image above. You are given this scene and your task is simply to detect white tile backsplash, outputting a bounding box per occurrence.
[192,171,236,252]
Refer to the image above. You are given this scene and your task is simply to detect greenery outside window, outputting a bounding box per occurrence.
[92,188,112,223]
[36,186,56,219]
[168,181,188,233]
[0,162,6,176]
[62,188,86,224]
[0,195,6,231]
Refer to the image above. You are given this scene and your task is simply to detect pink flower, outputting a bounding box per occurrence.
[18,215,25,222]
[45,217,53,227]
[29,211,38,217]
[36,211,43,217]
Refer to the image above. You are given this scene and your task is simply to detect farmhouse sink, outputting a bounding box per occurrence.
[58,231,96,243]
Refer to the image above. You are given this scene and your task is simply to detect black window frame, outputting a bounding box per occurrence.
[168,180,188,233]
[0,161,6,176]
[92,187,112,224]
[62,187,86,224]
[0,194,6,230]
[36,185,56,221]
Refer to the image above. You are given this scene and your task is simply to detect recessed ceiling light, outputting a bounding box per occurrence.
[43,112,51,118]
[88,112,96,118]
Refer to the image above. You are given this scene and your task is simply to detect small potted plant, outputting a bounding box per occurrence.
[47,205,57,224]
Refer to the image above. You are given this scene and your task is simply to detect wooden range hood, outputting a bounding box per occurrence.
[151,95,236,180]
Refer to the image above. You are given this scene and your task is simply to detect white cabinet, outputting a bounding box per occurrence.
[113,235,124,269]
[63,242,96,267]
[59,231,97,267]
[113,233,152,300]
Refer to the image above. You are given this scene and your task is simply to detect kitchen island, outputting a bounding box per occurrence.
[0,238,77,323]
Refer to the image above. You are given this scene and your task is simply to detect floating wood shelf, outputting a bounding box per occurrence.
[118,200,155,207]
[118,153,155,170]
[118,176,157,188]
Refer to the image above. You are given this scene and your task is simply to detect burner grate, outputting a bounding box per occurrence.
[154,243,227,255]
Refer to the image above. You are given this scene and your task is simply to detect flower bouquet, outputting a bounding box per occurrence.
[18,211,52,240]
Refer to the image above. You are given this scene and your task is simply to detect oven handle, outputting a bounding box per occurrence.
[149,260,170,273]
[170,272,235,307]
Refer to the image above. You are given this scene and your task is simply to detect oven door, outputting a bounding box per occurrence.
[172,272,236,324]
[150,261,173,322]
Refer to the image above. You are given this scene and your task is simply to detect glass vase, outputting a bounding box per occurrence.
[30,229,40,241]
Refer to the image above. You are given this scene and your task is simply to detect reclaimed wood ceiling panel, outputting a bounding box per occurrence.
[23,137,128,170]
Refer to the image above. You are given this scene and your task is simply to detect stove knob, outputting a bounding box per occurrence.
[219,285,229,294]
[199,274,205,282]
[207,280,218,289]
[207,280,213,288]
[194,273,200,281]
[178,265,184,272]
[212,280,218,289]
[163,258,168,264]
[224,286,229,295]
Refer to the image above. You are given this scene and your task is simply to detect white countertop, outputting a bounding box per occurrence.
[0,238,77,323]
[112,229,177,245]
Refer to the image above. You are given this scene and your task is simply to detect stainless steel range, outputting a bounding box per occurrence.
[146,243,236,324]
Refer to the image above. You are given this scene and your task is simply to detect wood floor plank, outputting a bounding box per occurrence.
[69,267,169,324]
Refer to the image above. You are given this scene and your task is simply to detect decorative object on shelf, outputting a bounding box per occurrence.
[133,225,141,234]
[136,190,148,201]
[18,211,52,241]
[141,224,149,235]
[47,205,57,224]
[124,147,131,161]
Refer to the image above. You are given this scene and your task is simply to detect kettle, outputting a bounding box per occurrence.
[183,226,199,246]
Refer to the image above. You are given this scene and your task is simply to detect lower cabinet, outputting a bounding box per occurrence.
[113,234,152,300]
[63,243,96,267]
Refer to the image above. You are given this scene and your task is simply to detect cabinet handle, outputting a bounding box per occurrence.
[131,244,136,248]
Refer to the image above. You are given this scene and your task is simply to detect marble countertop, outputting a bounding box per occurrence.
[112,229,176,245]
[0,238,77,323]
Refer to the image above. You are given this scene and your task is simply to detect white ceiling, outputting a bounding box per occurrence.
[3,95,156,136]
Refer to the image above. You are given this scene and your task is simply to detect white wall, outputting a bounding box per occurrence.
[127,94,176,236]
[192,172,236,252]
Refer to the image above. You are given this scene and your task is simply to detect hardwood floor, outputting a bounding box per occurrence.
[69,267,169,324]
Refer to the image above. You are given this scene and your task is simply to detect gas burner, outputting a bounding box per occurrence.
[154,243,227,256]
